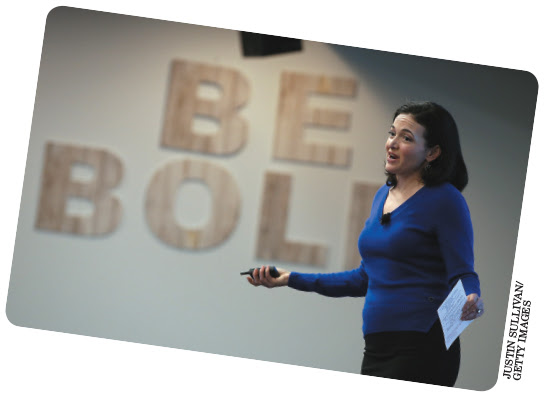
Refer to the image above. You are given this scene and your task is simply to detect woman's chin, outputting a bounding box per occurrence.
[385,165,397,174]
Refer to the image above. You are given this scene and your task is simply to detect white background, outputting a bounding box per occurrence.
[1,1,542,396]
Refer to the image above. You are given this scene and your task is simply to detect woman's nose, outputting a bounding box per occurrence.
[388,136,399,148]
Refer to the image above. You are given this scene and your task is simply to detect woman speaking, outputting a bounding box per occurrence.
[246,101,484,387]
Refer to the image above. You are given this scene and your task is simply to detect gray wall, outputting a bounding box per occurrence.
[6,7,537,391]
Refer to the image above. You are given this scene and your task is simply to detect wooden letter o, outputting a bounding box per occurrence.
[145,159,240,249]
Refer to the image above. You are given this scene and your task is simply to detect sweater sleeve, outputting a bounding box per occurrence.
[287,263,368,297]
[435,189,481,296]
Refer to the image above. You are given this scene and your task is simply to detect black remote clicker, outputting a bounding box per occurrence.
[240,266,280,279]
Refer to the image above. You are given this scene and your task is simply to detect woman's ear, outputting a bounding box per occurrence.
[426,145,441,162]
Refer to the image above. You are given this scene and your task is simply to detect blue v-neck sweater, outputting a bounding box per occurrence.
[288,183,481,336]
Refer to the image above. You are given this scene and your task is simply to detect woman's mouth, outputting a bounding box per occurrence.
[387,152,399,161]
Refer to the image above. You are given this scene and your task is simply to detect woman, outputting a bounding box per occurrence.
[247,101,484,387]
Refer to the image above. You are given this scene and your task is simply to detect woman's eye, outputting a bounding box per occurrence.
[388,131,395,137]
[403,136,412,142]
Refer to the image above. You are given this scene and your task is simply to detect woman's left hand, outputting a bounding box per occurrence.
[461,293,484,321]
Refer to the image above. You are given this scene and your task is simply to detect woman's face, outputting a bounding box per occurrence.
[385,113,434,181]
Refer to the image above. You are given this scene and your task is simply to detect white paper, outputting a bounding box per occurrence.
[437,279,472,349]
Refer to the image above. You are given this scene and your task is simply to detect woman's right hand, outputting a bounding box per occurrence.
[247,266,290,288]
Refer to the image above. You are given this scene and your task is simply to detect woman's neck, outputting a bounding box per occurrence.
[393,174,424,196]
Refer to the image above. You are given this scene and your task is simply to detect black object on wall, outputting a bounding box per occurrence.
[240,32,302,56]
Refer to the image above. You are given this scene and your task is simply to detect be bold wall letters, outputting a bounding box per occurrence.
[35,59,376,267]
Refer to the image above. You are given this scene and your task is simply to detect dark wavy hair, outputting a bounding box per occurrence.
[385,101,468,192]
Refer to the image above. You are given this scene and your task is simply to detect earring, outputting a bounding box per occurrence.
[425,162,432,171]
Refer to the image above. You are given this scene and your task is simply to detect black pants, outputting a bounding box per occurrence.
[361,321,460,387]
